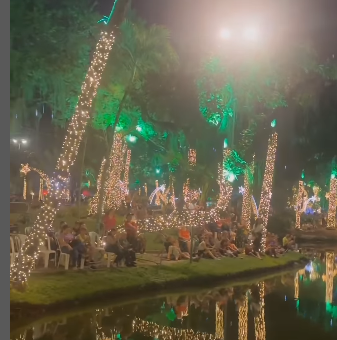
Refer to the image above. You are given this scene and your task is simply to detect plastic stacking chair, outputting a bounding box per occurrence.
[39,237,56,269]
[10,236,19,266]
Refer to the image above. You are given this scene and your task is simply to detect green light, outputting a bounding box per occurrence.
[127,135,137,143]
[271,119,277,128]
[227,172,235,182]
[136,125,142,132]
[331,173,336,179]
[155,168,160,174]
[223,138,228,148]
[301,170,305,179]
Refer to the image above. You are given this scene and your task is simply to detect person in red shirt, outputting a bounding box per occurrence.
[103,209,117,235]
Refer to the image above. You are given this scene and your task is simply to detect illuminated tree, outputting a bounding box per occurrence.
[10,0,130,288]
[93,17,178,225]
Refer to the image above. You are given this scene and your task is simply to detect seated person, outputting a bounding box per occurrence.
[124,213,139,250]
[72,221,81,236]
[118,232,136,267]
[166,237,190,261]
[265,234,277,258]
[282,234,295,250]
[178,226,191,253]
[197,236,218,259]
[58,224,79,268]
[76,225,95,264]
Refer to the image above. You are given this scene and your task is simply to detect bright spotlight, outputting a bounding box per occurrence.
[21,139,27,144]
[127,135,137,143]
[243,27,259,41]
[228,173,236,183]
[136,125,142,132]
[220,28,231,39]
[12,139,18,143]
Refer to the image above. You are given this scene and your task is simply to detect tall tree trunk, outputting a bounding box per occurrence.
[78,134,88,217]
[95,89,129,232]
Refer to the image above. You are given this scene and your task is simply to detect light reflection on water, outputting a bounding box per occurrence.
[11,252,337,340]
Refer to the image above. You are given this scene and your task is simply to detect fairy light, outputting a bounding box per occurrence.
[10,30,115,286]
[144,183,148,196]
[184,149,199,203]
[325,252,334,303]
[188,149,196,166]
[258,133,278,252]
[217,148,233,211]
[215,303,224,340]
[327,177,337,229]
[20,164,30,200]
[38,178,43,201]
[123,149,131,189]
[238,295,248,340]
[295,181,304,229]
[294,272,299,300]
[254,282,266,340]
[89,158,106,215]
[133,318,217,340]
[242,157,254,229]
[169,174,176,207]
[155,180,161,205]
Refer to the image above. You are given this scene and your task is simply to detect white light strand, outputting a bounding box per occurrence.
[241,157,254,229]
[295,181,304,229]
[327,178,337,229]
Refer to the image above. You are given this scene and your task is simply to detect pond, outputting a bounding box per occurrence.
[10,250,337,340]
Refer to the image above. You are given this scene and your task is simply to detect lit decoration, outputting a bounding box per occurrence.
[183,149,200,203]
[295,181,304,229]
[241,157,255,229]
[217,147,233,211]
[254,282,266,340]
[123,149,131,189]
[325,252,335,303]
[238,294,248,340]
[20,164,51,201]
[155,180,161,206]
[327,176,337,229]
[149,183,166,205]
[144,183,147,196]
[294,272,299,300]
[133,318,218,340]
[89,158,106,215]
[251,196,258,217]
[169,174,176,208]
[11,28,116,286]
[215,303,224,340]
[257,132,278,252]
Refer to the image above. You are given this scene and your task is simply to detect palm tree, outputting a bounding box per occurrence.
[95,18,178,225]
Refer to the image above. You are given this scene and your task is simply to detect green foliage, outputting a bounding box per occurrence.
[10,0,100,130]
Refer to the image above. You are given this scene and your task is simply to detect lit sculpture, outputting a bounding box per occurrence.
[254,282,266,340]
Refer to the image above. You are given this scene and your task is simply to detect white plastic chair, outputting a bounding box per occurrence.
[25,227,32,235]
[39,237,56,269]
[102,236,116,268]
[16,234,27,250]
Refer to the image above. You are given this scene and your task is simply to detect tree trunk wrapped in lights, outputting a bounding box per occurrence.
[294,272,299,300]
[258,133,278,252]
[89,158,106,215]
[241,157,254,229]
[327,177,337,229]
[295,181,304,229]
[254,282,266,340]
[325,252,334,304]
[10,0,130,287]
[183,149,199,203]
[217,148,233,211]
[238,294,248,340]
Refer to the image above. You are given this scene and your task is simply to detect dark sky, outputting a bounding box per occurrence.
[100,0,337,58]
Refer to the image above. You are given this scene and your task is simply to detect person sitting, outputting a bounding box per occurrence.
[265,233,278,258]
[197,236,219,259]
[166,237,190,261]
[72,221,81,237]
[124,213,138,250]
[245,242,262,259]
[179,226,191,253]
[76,225,95,266]
[58,224,79,268]
[118,232,136,267]
[103,209,117,235]
[282,234,294,251]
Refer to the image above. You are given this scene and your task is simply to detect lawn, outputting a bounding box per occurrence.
[10,252,304,306]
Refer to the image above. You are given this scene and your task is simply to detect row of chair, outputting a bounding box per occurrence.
[10,231,116,270]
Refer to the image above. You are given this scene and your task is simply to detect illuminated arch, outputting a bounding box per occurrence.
[148,184,166,205]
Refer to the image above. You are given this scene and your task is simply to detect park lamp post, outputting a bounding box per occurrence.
[12,138,28,150]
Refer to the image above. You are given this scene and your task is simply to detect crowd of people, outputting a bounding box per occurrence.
[43,201,298,269]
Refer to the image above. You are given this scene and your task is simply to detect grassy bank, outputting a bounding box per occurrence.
[11,253,304,309]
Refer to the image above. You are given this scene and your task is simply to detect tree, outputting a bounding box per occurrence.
[93,17,178,225]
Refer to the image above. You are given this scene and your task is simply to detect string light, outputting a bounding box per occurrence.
[133,318,217,340]
[241,157,254,229]
[89,158,106,215]
[184,149,199,203]
[238,294,248,340]
[155,180,161,206]
[325,252,334,303]
[254,282,266,340]
[295,181,304,229]
[10,30,115,286]
[38,178,43,201]
[217,147,233,211]
[327,177,337,229]
[144,183,148,196]
[258,133,278,252]
[215,303,224,340]
[169,174,176,208]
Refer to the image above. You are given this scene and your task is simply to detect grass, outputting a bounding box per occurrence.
[10,252,303,306]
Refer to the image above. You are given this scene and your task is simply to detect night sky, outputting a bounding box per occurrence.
[99,0,337,58]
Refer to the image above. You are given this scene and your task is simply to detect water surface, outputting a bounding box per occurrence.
[11,251,337,340]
